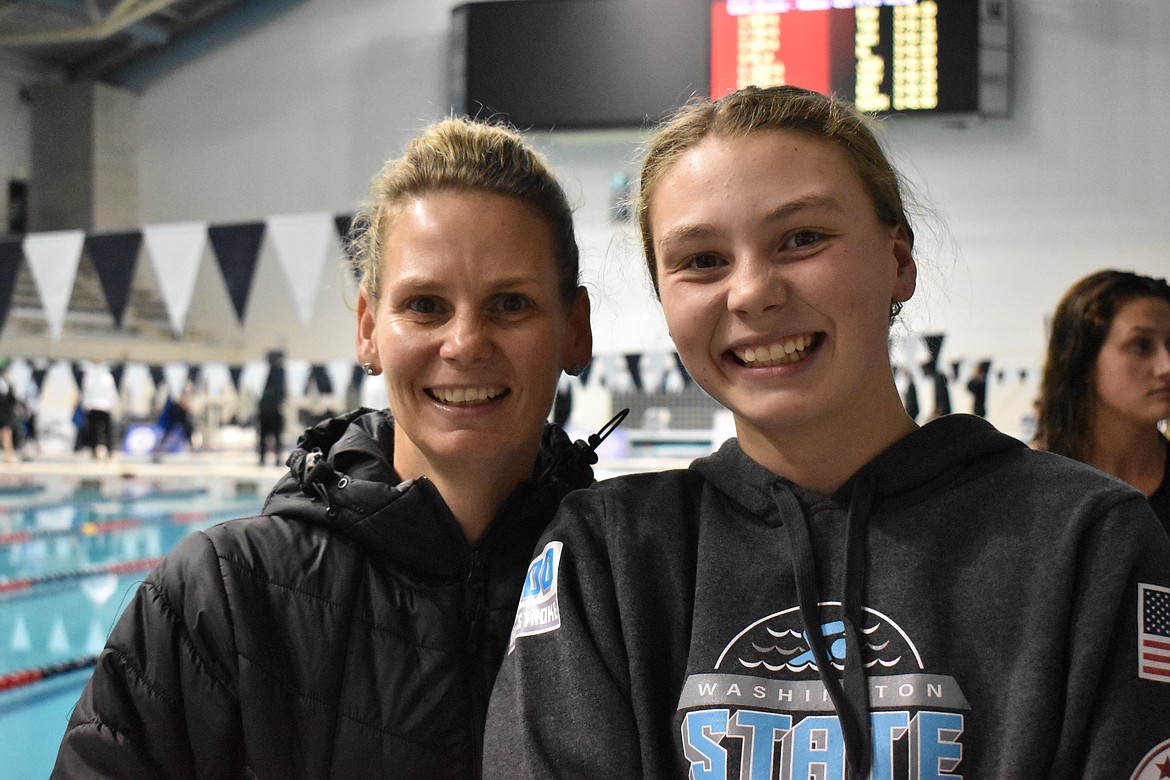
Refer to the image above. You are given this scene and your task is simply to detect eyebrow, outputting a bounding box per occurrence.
[655,194,846,253]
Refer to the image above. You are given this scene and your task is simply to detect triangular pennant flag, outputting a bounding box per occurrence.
[24,230,85,341]
[624,354,644,391]
[923,333,945,368]
[284,359,310,401]
[187,364,201,385]
[148,364,165,390]
[208,222,266,325]
[143,222,208,337]
[86,231,142,328]
[71,361,86,391]
[267,213,335,326]
[110,362,125,391]
[326,359,354,401]
[32,366,48,391]
[335,213,361,283]
[351,363,366,398]
[672,352,692,386]
[229,364,244,392]
[0,238,22,335]
[163,362,190,399]
[305,364,334,395]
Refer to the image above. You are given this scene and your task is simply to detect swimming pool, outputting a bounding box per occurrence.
[0,474,266,779]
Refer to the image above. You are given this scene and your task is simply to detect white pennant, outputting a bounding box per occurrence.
[143,222,209,337]
[326,358,356,402]
[266,212,337,325]
[23,230,85,341]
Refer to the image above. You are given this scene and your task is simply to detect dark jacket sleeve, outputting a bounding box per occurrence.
[52,531,244,779]
[483,489,643,778]
[1052,495,1170,777]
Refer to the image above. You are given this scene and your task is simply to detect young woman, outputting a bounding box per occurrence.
[485,87,1170,779]
[53,117,594,779]
[1037,270,1170,533]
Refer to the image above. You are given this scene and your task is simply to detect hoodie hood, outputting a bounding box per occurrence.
[261,408,596,578]
[690,414,1024,779]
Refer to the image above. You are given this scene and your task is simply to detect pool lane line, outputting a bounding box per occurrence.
[0,656,98,692]
[0,507,250,548]
[0,557,165,597]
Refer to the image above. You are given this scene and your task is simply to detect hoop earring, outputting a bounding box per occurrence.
[363,362,379,376]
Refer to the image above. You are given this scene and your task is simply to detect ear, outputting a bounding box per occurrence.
[356,285,379,370]
[890,226,917,304]
[565,286,593,370]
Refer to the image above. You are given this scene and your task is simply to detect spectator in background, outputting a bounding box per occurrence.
[257,350,287,466]
[1037,269,1170,534]
[152,380,197,462]
[80,359,119,461]
[966,359,989,418]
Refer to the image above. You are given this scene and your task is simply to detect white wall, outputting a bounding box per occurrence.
[7,0,1170,375]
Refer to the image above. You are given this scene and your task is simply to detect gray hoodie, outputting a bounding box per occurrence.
[485,414,1170,779]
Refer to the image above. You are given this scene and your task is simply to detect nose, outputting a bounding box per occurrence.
[1155,342,1170,376]
[726,254,783,318]
[439,311,493,366]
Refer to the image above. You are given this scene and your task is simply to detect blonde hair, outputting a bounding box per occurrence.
[350,117,579,302]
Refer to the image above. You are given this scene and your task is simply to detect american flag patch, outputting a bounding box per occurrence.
[1139,583,1170,683]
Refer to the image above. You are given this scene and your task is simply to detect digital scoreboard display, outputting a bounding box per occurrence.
[710,0,992,115]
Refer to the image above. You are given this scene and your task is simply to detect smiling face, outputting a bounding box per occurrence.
[357,189,591,485]
[1091,296,1170,430]
[648,129,916,461]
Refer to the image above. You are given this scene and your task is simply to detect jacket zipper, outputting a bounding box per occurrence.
[465,551,486,779]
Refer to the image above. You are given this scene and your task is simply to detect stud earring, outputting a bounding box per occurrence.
[889,300,904,323]
[363,362,378,376]
[566,363,588,377]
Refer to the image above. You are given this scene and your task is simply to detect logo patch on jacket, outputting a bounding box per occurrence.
[678,602,970,779]
[1140,583,1170,683]
[1130,737,1170,780]
[508,541,563,653]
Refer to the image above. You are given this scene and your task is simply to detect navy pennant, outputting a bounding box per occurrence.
[208,222,266,325]
[111,362,125,391]
[336,214,361,282]
[86,231,142,328]
[625,354,644,391]
[0,238,22,335]
[673,352,692,386]
[229,364,243,392]
[148,364,165,390]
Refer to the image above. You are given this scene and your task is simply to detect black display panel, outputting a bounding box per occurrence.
[450,0,710,129]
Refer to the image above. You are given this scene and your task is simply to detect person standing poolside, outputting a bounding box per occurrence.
[1037,270,1170,534]
[485,86,1170,779]
[53,117,595,779]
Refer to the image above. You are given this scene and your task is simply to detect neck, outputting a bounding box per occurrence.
[738,390,918,495]
[1085,414,1167,496]
[426,470,523,544]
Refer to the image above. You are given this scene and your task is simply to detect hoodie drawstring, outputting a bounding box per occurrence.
[771,477,874,780]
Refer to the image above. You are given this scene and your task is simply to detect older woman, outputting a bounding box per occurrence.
[53,117,594,779]
[1037,269,1170,533]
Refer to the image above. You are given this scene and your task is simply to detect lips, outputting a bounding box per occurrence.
[426,387,509,405]
[731,333,821,367]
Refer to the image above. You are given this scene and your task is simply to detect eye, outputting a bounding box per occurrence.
[406,296,441,315]
[687,253,724,271]
[1125,337,1154,356]
[495,293,532,313]
[782,229,824,250]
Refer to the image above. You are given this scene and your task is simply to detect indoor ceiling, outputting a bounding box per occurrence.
[0,0,301,89]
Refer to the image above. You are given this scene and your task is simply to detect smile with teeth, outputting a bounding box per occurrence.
[427,387,509,405]
[733,333,819,367]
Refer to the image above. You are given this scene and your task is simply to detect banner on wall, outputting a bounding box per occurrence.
[86,231,143,329]
[0,238,22,335]
[143,222,208,337]
[24,230,85,341]
[208,222,266,325]
[267,212,336,326]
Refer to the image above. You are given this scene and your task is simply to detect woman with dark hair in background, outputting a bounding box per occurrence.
[53,116,595,779]
[1037,269,1170,533]
[485,86,1170,779]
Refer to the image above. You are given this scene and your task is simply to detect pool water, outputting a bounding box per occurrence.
[0,476,265,779]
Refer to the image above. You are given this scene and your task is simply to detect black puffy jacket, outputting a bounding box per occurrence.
[52,409,595,779]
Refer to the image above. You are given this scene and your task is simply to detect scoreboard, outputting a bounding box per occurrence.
[710,0,1008,116]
